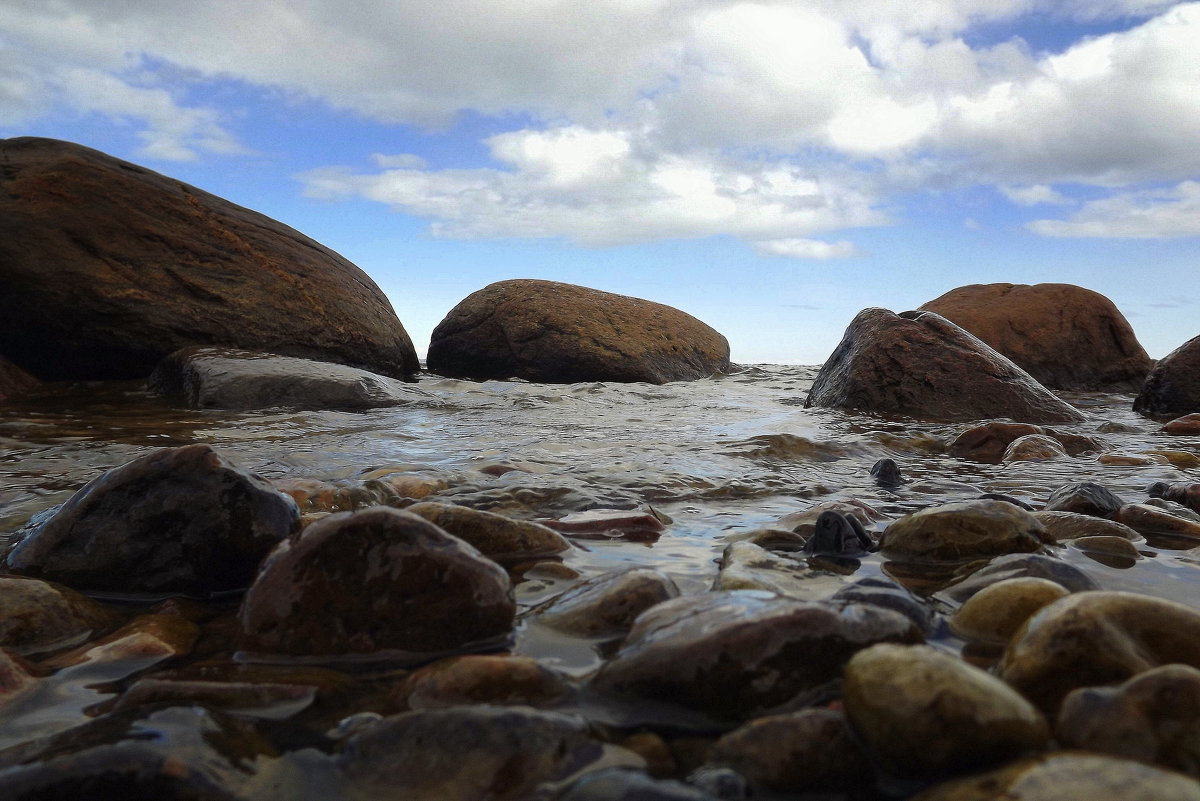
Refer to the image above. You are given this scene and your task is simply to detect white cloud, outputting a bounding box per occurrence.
[1001,184,1072,205]
[1028,180,1200,238]
[753,238,860,259]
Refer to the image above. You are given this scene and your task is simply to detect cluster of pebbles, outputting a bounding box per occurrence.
[3,415,1200,800]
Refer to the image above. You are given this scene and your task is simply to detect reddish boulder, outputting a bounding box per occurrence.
[1135,334,1200,417]
[427,279,730,384]
[920,283,1151,391]
[0,137,418,380]
[805,308,1084,423]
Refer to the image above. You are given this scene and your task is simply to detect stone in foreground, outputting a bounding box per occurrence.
[804,308,1084,423]
[879,500,1051,561]
[427,279,730,384]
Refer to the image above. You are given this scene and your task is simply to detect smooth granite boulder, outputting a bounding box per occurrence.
[1136,334,1200,417]
[427,279,730,384]
[0,137,418,380]
[921,283,1151,391]
[804,308,1084,423]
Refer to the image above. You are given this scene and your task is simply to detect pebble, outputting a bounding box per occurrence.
[1032,510,1141,541]
[0,576,114,655]
[405,501,571,562]
[1003,434,1068,462]
[398,654,571,710]
[950,577,1070,645]
[879,500,1051,561]
[1043,481,1125,517]
[531,567,679,638]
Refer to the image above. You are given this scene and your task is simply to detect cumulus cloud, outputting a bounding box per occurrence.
[753,238,860,259]
[1028,181,1200,238]
[1001,184,1072,205]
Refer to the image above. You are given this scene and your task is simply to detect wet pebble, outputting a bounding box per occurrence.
[832,575,934,632]
[1150,481,1200,513]
[406,501,571,563]
[531,567,679,638]
[1099,452,1170,466]
[1044,481,1125,517]
[714,542,851,601]
[1116,502,1200,540]
[1162,413,1200,435]
[1033,510,1141,541]
[948,422,1044,463]
[950,577,1069,645]
[540,509,666,542]
[0,575,114,655]
[936,553,1099,604]
[1003,433,1068,462]
[398,654,571,710]
[879,500,1051,561]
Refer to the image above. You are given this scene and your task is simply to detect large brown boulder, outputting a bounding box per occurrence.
[426,279,730,383]
[920,283,1151,391]
[0,137,418,380]
[1135,334,1200,417]
[804,308,1085,423]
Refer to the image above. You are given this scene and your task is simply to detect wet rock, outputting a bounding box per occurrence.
[1044,481,1125,517]
[950,577,1070,645]
[833,575,934,631]
[978,492,1036,511]
[804,308,1084,423]
[920,283,1152,391]
[0,576,114,655]
[0,355,38,402]
[239,507,515,658]
[1033,511,1140,541]
[399,655,571,710]
[871,457,905,487]
[0,705,278,801]
[1163,414,1200,435]
[591,592,922,722]
[1149,482,1200,514]
[0,650,36,705]
[338,706,635,801]
[1069,536,1142,566]
[706,708,871,793]
[1003,433,1068,462]
[935,553,1099,605]
[111,678,317,719]
[949,422,1046,463]
[532,567,679,638]
[775,499,886,539]
[714,542,852,601]
[1135,334,1200,417]
[43,613,200,670]
[1057,664,1200,776]
[558,768,721,801]
[427,279,730,384]
[1000,591,1200,715]
[1116,503,1200,540]
[619,733,675,778]
[150,348,429,411]
[0,137,418,381]
[271,476,402,514]
[879,500,1051,561]
[406,501,571,563]
[5,444,299,596]
[803,511,873,554]
[540,509,666,542]
[844,643,1047,778]
[1099,451,1170,466]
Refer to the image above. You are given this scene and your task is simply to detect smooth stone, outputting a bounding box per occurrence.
[949,422,1046,463]
[920,283,1152,391]
[1033,511,1141,541]
[879,500,1051,561]
[42,614,200,670]
[591,591,922,722]
[950,577,1070,645]
[0,576,114,655]
[804,308,1085,423]
[0,650,36,706]
[427,278,730,384]
[1000,591,1200,715]
[271,477,402,514]
[722,527,807,550]
[1150,482,1200,513]
[910,753,1200,801]
[4,444,300,596]
[338,706,638,801]
[870,457,905,487]
[832,575,934,632]
[1163,414,1200,435]
[1135,334,1200,417]
[1057,664,1200,776]
[111,678,316,719]
[706,708,871,793]
[0,355,38,402]
[1044,481,1125,517]
[844,643,1048,778]
[406,501,570,563]
[399,655,571,710]
[558,768,720,801]
[531,567,680,638]
[935,553,1099,605]
[1003,434,1068,462]
[539,509,666,542]
[239,507,515,658]
[803,510,873,554]
[150,347,430,411]
[1069,535,1142,560]
[776,499,885,538]
[713,541,852,601]
[1099,452,1170,466]
[1116,503,1200,540]
[0,137,418,381]
[1150,451,1200,469]
[1144,498,1200,522]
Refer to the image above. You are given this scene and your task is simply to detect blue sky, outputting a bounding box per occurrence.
[3,1,1198,364]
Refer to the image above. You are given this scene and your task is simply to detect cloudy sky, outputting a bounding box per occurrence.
[3,1,1198,364]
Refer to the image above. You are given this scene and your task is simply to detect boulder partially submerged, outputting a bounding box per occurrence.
[1135,334,1200,417]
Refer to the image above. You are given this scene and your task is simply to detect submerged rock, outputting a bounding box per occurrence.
[1003,434,1068,462]
[399,655,571,710]
[1135,334,1200,417]
[1044,481,1125,517]
[879,500,1051,561]
[832,575,934,632]
[935,553,1099,605]
[150,348,428,410]
[1117,503,1200,540]
[4,444,299,596]
[532,567,679,638]
[804,308,1084,423]
[0,576,114,655]
[0,136,418,381]
[1149,481,1200,514]
[406,501,571,563]
[591,591,921,721]
[427,279,730,384]
[920,283,1151,391]
[239,507,515,658]
[949,422,1045,463]
[714,541,853,601]
[539,509,666,542]
[844,643,1048,778]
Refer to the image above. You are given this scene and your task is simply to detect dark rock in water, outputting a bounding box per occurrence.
[590,591,922,722]
[979,493,1036,511]
[239,507,515,658]
[4,444,299,596]
[0,355,38,402]
[1000,590,1200,715]
[833,576,934,632]
[427,279,730,384]
[920,283,1152,391]
[338,706,627,801]
[398,654,572,710]
[531,567,680,638]
[1044,481,1125,518]
[0,576,114,655]
[405,501,571,564]
[949,422,1045,463]
[1135,334,1200,417]
[552,768,723,801]
[0,705,278,801]
[1149,481,1200,514]
[0,137,418,381]
[803,511,873,555]
[879,500,1051,561]
[150,348,428,411]
[936,553,1100,604]
[870,457,904,487]
[1057,664,1200,777]
[804,308,1084,423]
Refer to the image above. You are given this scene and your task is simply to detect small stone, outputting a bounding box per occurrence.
[1116,503,1200,541]
[1044,481,1125,517]
[539,509,666,542]
[271,477,400,514]
[870,458,905,487]
[776,499,885,539]
[832,576,934,632]
[1149,482,1200,513]
[43,614,200,670]
[1003,434,1068,462]
[1068,535,1142,562]
[398,654,571,710]
[936,553,1099,605]
[0,650,36,706]
[112,678,317,719]
[1163,414,1200,435]
[1099,452,1170,466]
[949,422,1045,463]
[619,732,676,778]
[844,643,1048,778]
[879,500,1051,561]
[0,576,114,655]
[713,542,851,601]
[532,567,679,638]
[950,577,1070,644]
[1033,511,1140,541]
[406,501,570,563]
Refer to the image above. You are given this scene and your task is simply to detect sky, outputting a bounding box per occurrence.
[2,1,1198,365]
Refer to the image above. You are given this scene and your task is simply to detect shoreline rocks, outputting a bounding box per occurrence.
[1135,334,1200,417]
